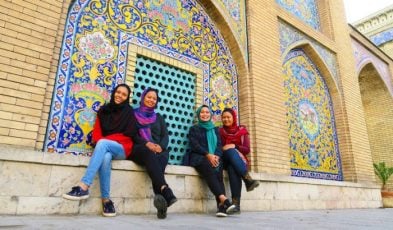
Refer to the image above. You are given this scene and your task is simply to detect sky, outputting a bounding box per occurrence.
[343,0,393,23]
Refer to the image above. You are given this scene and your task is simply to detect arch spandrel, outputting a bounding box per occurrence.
[352,38,393,97]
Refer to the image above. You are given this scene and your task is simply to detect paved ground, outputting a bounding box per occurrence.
[1,209,392,230]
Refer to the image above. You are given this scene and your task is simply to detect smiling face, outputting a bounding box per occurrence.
[199,107,211,122]
[143,90,158,108]
[221,111,234,127]
[113,86,129,105]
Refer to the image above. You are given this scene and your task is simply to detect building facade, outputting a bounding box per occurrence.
[353,4,393,59]
[352,4,393,189]
[0,0,392,215]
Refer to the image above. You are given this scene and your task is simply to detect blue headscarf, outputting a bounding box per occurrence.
[196,105,217,154]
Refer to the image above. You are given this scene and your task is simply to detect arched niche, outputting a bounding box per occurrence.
[282,45,343,181]
[359,62,393,189]
[44,0,243,159]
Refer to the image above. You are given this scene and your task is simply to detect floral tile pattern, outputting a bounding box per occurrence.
[283,49,342,181]
[276,0,320,30]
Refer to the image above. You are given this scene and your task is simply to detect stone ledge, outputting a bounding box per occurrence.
[0,145,199,176]
[0,145,381,189]
[0,145,383,215]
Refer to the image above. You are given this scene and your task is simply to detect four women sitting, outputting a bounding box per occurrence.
[63,84,259,218]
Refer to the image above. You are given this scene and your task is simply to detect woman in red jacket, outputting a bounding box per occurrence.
[63,84,136,217]
[219,108,259,213]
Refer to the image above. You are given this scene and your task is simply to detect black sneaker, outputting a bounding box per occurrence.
[223,199,236,214]
[232,205,241,214]
[154,194,167,219]
[216,199,236,217]
[62,186,89,200]
[161,187,177,207]
[216,205,228,217]
[102,199,116,217]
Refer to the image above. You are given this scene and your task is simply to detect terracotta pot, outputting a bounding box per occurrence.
[381,190,393,208]
[381,191,393,197]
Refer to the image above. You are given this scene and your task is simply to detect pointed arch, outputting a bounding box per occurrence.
[358,60,393,97]
[44,0,243,157]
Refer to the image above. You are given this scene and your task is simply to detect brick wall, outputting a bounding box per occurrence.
[0,0,63,148]
[329,0,376,182]
[36,0,71,150]
[380,42,393,59]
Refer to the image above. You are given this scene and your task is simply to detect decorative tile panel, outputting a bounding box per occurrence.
[283,49,343,181]
[276,0,320,30]
[45,0,239,156]
[370,28,393,46]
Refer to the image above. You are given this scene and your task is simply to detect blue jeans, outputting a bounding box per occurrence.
[223,148,247,198]
[81,139,125,199]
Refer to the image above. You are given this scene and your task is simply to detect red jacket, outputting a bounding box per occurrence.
[92,117,133,158]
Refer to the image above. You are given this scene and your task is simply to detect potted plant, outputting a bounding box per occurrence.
[373,162,393,207]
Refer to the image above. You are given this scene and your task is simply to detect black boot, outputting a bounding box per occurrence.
[232,197,241,214]
[154,194,167,219]
[161,186,178,207]
[242,172,260,192]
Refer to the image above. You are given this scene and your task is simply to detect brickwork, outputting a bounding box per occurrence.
[380,42,393,59]
[329,1,377,183]
[36,0,72,150]
[0,0,63,148]
[246,0,290,174]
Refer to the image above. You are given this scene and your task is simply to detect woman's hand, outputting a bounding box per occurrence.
[146,142,162,154]
[154,144,162,153]
[206,154,220,168]
[222,144,235,151]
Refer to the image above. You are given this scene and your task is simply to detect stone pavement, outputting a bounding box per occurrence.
[1,208,393,230]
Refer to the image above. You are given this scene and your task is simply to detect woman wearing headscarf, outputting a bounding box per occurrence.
[129,87,177,219]
[188,105,236,217]
[219,108,260,213]
[63,83,137,217]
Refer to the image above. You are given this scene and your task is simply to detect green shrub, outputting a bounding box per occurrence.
[373,162,393,190]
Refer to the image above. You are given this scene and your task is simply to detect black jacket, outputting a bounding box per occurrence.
[188,125,222,167]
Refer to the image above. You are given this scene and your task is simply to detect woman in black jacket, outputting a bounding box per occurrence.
[129,87,177,219]
[188,105,235,217]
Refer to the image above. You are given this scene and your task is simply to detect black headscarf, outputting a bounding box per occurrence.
[97,84,135,137]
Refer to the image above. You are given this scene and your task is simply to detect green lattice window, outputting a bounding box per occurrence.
[132,56,196,165]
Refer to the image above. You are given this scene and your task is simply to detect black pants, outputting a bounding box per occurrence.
[130,144,168,194]
[194,157,225,199]
[227,164,242,198]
